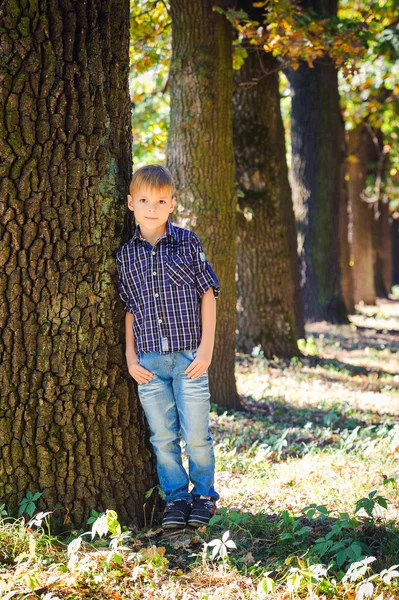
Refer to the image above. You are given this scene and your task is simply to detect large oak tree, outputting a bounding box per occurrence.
[0,0,154,528]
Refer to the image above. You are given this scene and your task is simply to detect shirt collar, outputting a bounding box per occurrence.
[132,219,178,242]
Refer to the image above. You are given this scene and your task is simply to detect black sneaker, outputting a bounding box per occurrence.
[188,495,216,528]
[162,499,191,529]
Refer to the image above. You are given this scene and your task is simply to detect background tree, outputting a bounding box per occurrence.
[340,0,399,301]
[286,0,348,322]
[233,45,302,355]
[218,0,370,324]
[167,0,240,409]
[0,0,154,528]
[346,124,377,304]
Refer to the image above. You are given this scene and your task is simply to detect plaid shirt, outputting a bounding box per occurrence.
[115,220,220,354]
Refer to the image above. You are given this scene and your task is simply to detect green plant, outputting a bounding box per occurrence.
[87,509,104,525]
[18,491,43,517]
[278,510,312,547]
[297,336,318,355]
[67,509,131,570]
[284,558,331,596]
[256,572,276,598]
[355,490,388,519]
[310,512,366,568]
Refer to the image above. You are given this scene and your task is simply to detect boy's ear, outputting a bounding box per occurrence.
[127,194,134,211]
[170,196,176,212]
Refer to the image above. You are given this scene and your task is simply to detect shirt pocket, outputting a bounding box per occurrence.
[166,254,196,287]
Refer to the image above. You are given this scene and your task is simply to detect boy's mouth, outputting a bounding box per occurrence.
[145,217,158,220]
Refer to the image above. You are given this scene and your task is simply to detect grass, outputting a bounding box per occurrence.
[1,298,399,599]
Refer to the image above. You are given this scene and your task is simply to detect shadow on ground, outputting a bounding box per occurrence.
[210,395,397,461]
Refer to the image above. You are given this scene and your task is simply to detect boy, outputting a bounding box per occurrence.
[115,164,220,529]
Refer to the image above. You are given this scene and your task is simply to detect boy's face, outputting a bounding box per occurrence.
[128,185,176,231]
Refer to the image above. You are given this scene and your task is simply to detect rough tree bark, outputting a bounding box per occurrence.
[167,0,240,409]
[0,0,154,528]
[233,49,302,355]
[286,0,348,322]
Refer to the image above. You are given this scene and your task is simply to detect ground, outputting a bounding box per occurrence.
[1,298,398,599]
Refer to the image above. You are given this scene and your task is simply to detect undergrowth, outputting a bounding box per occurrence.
[1,301,399,599]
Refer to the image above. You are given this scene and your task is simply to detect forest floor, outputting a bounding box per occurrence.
[1,296,399,599]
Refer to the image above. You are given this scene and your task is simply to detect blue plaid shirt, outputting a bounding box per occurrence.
[115,220,220,354]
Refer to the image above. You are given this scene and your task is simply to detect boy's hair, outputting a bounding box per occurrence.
[130,164,175,197]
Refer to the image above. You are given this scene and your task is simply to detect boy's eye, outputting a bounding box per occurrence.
[159,200,166,204]
[139,198,147,202]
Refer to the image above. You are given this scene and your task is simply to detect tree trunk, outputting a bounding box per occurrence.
[392,218,399,286]
[373,200,392,297]
[233,49,301,356]
[339,158,355,313]
[286,0,347,322]
[167,0,240,409]
[0,0,154,529]
[347,124,376,304]
[369,131,392,298]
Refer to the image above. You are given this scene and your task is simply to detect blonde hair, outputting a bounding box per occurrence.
[130,164,175,196]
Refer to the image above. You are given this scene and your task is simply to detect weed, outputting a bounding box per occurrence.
[18,491,43,517]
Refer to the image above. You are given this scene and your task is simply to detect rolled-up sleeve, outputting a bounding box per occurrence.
[190,233,220,299]
[115,252,135,314]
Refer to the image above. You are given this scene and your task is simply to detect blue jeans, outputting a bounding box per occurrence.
[137,349,219,503]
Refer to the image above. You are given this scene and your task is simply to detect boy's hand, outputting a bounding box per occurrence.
[185,345,212,380]
[127,358,153,385]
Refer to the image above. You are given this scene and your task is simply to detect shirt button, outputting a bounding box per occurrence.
[158,319,162,324]
[152,251,156,256]
[155,293,159,298]
[153,271,157,276]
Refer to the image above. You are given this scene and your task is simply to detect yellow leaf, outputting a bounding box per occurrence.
[141,545,166,559]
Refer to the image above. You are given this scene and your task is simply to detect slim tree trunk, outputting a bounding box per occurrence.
[339,159,355,313]
[286,0,347,322]
[391,218,399,286]
[369,130,392,298]
[233,49,301,355]
[373,200,392,297]
[0,0,154,529]
[167,0,240,409]
[347,124,376,304]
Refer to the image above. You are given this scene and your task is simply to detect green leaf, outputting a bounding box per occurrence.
[376,496,388,509]
[209,514,223,525]
[336,548,349,567]
[258,576,275,595]
[107,510,122,537]
[112,552,123,565]
[26,501,36,517]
